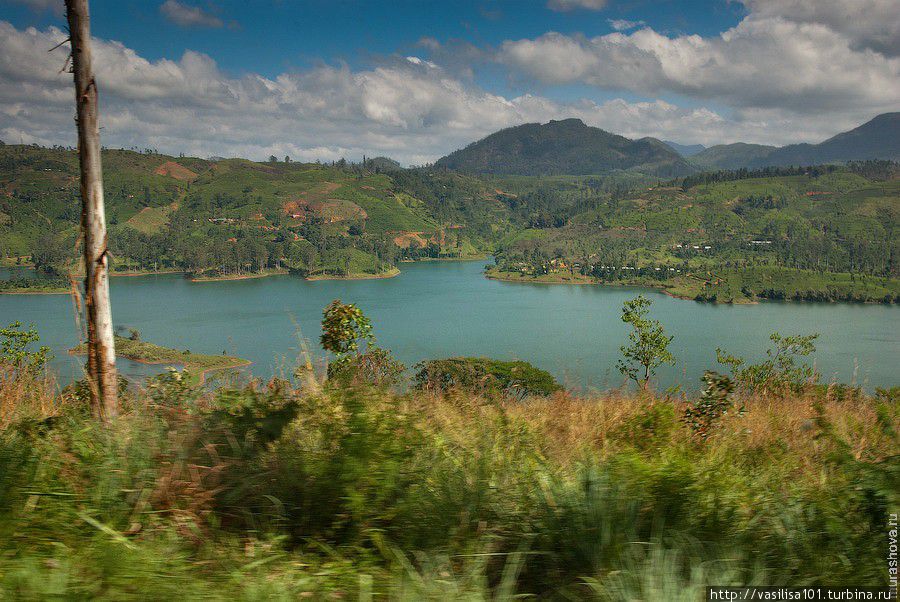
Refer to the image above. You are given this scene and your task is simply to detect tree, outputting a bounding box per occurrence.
[616,295,675,389]
[320,299,373,358]
[66,0,118,421]
[0,321,51,373]
[268,155,277,163]
[716,332,818,392]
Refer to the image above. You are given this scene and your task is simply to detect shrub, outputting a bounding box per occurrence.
[414,357,562,399]
[682,370,739,439]
[717,332,819,392]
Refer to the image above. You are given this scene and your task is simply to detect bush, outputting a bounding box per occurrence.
[414,357,562,399]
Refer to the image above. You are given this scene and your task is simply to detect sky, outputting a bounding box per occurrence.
[0,0,898,164]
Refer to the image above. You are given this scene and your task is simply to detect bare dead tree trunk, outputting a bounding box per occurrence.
[66,0,118,421]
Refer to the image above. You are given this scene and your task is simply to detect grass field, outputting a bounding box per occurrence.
[0,364,895,598]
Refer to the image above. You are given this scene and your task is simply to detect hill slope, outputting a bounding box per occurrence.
[693,113,900,170]
[435,119,695,177]
[662,140,706,157]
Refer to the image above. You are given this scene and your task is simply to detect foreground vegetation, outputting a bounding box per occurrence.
[0,304,896,599]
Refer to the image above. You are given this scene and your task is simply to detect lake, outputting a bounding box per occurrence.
[1,261,897,391]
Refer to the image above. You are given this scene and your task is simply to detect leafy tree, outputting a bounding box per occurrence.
[268,155,277,163]
[0,321,51,372]
[716,332,819,392]
[320,299,373,358]
[320,300,404,386]
[616,295,675,389]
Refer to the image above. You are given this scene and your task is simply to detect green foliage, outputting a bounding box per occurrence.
[414,357,563,398]
[683,371,740,439]
[435,118,693,177]
[327,347,406,388]
[0,321,51,372]
[717,332,819,392]
[616,296,675,388]
[319,299,373,357]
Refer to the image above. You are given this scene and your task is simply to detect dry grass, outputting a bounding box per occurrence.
[0,368,65,428]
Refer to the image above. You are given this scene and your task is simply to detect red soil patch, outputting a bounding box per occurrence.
[154,161,198,182]
[392,231,428,249]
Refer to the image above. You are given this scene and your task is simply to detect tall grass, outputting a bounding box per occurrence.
[0,368,896,599]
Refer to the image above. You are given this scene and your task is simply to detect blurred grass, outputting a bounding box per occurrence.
[0,366,896,599]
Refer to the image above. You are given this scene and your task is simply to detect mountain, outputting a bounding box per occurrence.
[365,156,403,171]
[662,141,706,157]
[753,112,900,168]
[435,118,695,177]
[692,113,900,170]
[691,142,778,171]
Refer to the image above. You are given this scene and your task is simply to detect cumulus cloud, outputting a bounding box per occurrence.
[160,0,223,28]
[0,20,888,164]
[499,5,900,119]
[742,0,900,57]
[608,19,644,31]
[547,0,607,13]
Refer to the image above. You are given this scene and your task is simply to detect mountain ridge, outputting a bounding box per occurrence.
[692,112,900,170]
[434,118,695,177]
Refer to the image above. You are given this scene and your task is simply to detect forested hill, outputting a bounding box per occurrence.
[692,112,900,171]
[2,143,898,302]
[0,145,514,278]
[434,118,695,177]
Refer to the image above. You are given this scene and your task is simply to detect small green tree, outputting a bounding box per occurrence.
[320,300,403,386]
[0,321,51,372]
[320,299,373,358]
[616,295,675,389]
[716,332,818,392]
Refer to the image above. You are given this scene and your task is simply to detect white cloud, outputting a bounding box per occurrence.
[499,7,900,117]
[742,0,900,57]
[547,0,607,12]
[160,0,223,28]
[0,20,890,165]
[608,19,644,32]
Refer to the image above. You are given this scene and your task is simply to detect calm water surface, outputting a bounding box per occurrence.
[1,261,897,390]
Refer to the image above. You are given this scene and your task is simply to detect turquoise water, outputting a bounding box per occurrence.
[1,261,897,390]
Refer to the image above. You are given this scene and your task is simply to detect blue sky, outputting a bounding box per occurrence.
[0,0,896,163]
[2,1,747,77]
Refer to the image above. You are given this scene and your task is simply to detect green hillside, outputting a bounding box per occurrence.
[1,144,897,301]
[434,118,695,177]
[0,146,502,279]
[691,113,900,170]
[491,163,900,302]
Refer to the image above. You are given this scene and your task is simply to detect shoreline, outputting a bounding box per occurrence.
[123,354,253,385]
[69,345,252,386]
[305,267,400,281]
[111,269,185,278]
[484,269,758,304]
[190,269,288,283]
[399,255,488,263]
[0,288,69,295]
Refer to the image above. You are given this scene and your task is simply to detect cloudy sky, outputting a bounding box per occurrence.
[0,0,897,164]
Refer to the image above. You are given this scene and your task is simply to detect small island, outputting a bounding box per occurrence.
[0,277,70,295]
[69,336,251,385]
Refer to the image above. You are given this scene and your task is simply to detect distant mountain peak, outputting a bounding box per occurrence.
[692,112,899,170]
[435,119,694,177]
